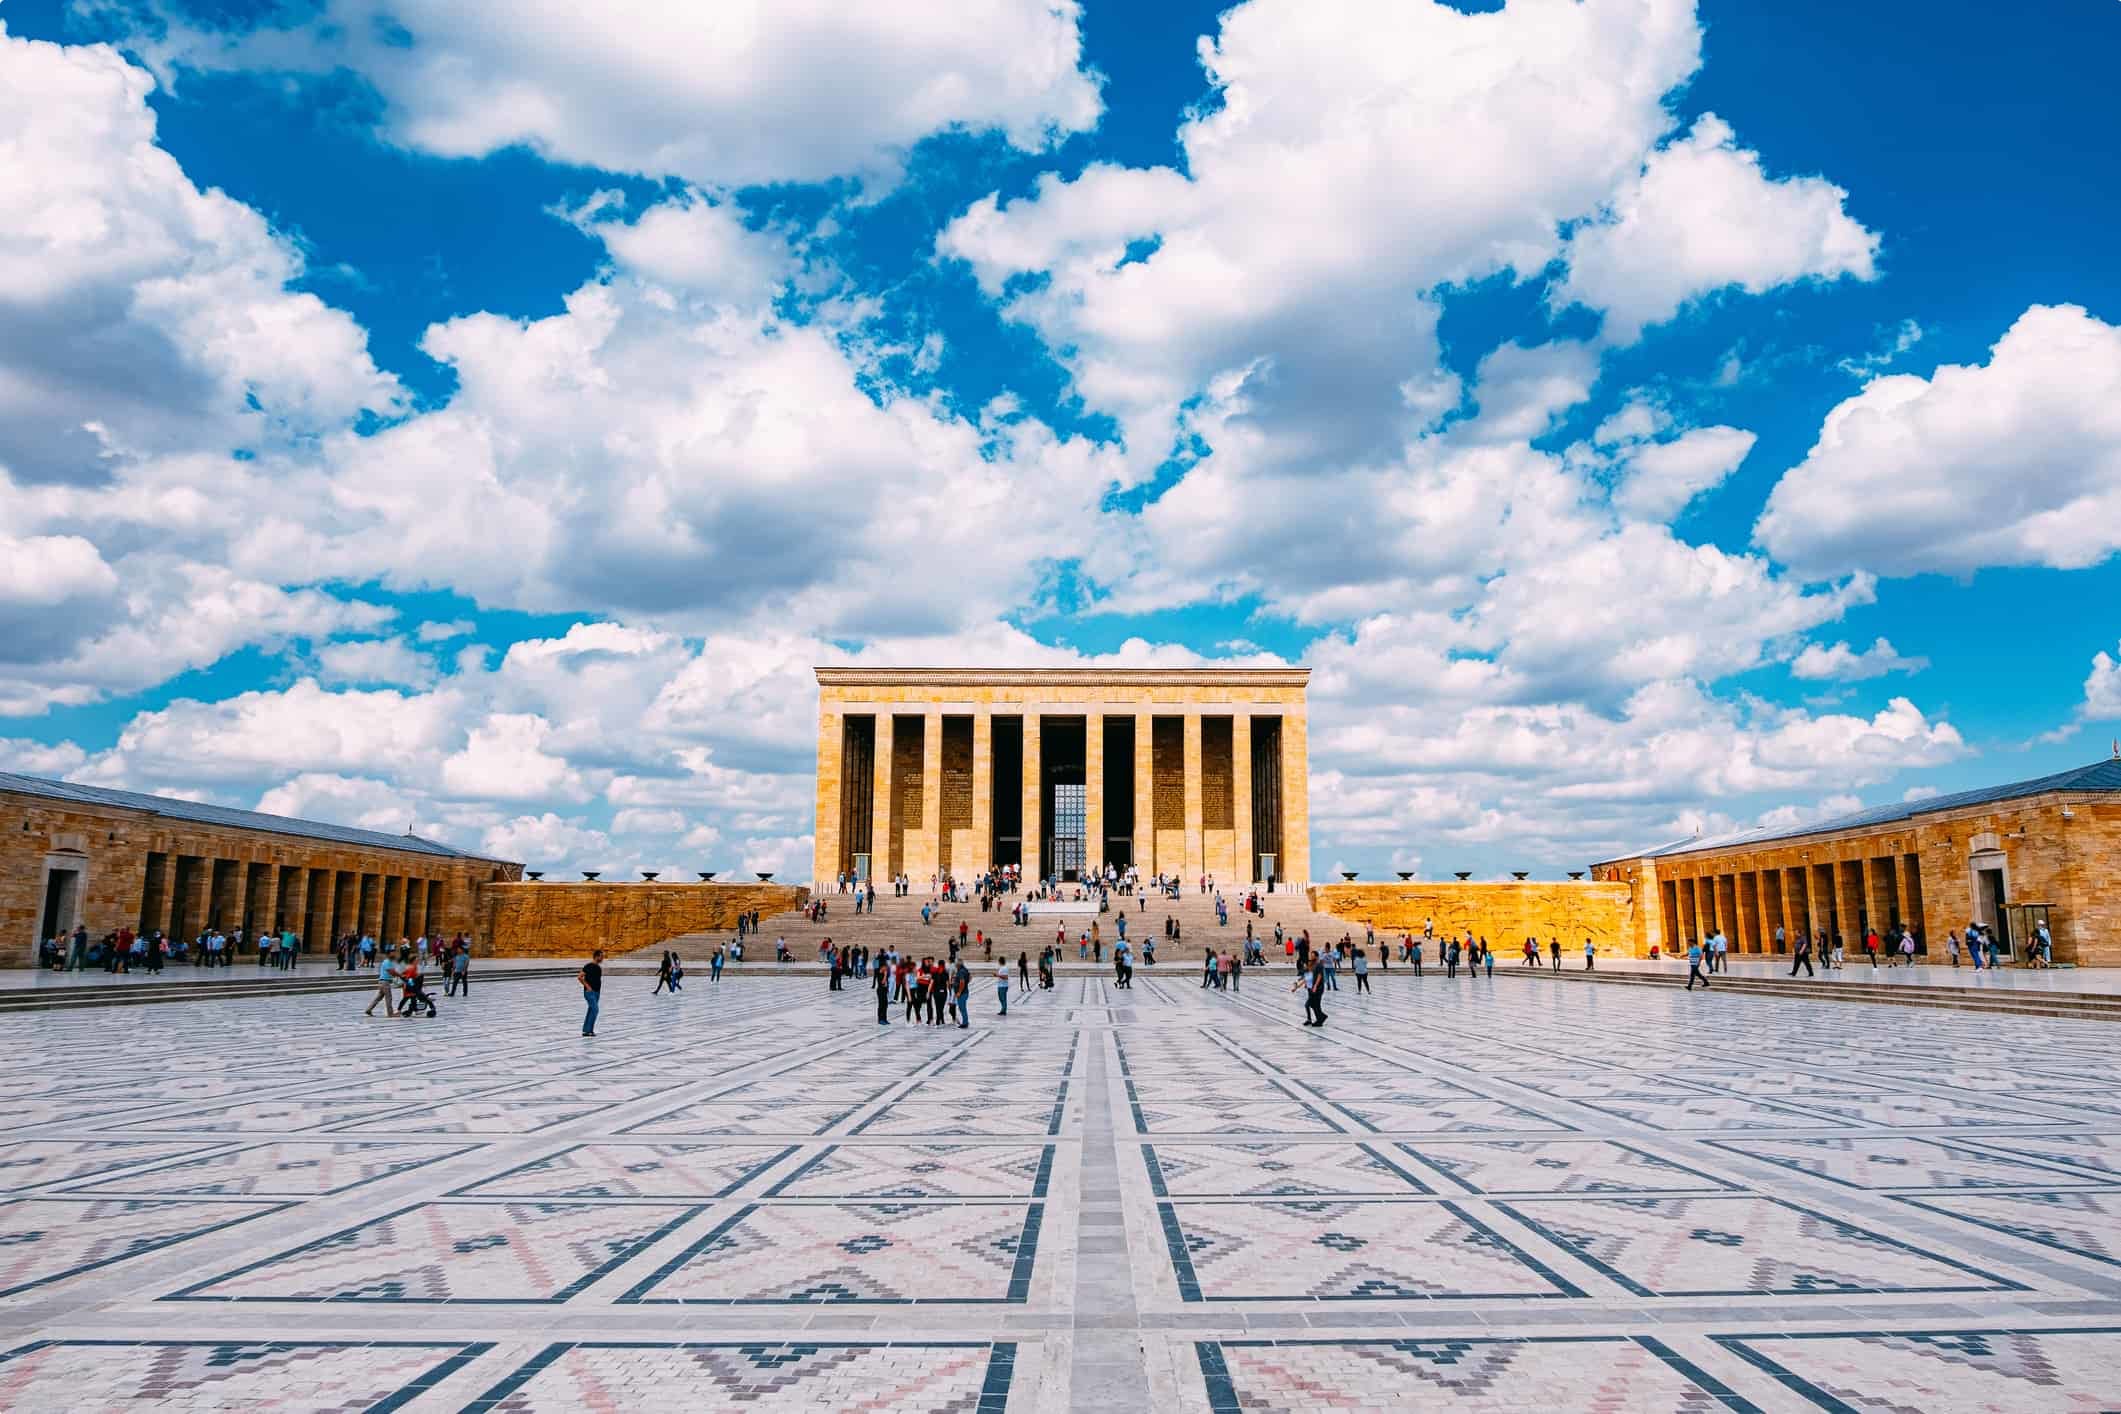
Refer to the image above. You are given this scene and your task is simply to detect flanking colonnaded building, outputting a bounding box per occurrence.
[811,667,1311,888]
[0,772,795,966]
[1591,755,2121,966]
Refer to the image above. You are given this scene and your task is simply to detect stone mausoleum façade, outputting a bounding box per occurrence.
[811,667,1311,888]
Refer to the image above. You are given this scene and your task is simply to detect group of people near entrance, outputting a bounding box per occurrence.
[39,922,319,972]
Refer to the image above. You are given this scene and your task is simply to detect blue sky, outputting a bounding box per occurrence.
[2,0,2118,881]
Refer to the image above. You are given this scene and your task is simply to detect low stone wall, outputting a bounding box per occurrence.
[1309,882,1632,948]
[482,882,806,959]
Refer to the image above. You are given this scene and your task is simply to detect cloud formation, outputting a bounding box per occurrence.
[1757,304,2121,577]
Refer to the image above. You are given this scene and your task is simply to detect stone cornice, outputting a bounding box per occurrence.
[814,666,1309,689]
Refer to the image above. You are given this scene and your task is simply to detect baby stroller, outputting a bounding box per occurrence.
[397,963,438,1018]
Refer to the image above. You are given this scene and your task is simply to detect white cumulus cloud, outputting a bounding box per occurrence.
[1756,304,2121,577]
[126,0,1102,188]
[1555,113,1878,342]
[1789,637,1928,682]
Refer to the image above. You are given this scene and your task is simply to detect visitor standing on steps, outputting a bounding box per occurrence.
[579,948,605,1035]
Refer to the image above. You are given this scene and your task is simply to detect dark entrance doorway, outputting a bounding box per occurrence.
[1050,781,1086,881]
[39,863,81,944]
[1040,717,1086,882]
[1978,865,2012,958]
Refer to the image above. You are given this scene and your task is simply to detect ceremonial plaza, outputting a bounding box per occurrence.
[2,671,2120,1412]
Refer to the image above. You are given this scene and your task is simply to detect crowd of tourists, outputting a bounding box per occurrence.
[39,922,330,972]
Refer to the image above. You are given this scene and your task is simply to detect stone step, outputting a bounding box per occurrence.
[1495,966,2121,1021]
[0,966,584,1013]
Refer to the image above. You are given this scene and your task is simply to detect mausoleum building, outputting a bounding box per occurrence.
[812,667,1310,887]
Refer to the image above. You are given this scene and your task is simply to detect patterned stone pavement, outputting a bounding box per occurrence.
[2,971,2120,1410]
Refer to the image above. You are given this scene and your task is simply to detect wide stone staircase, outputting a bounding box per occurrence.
[657,883,1361,971]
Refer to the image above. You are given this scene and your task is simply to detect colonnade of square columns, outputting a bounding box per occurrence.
[1656,850,1929,954]
[140,851,453,944]
[812,670,1311,888]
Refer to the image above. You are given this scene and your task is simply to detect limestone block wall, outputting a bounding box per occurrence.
[1310,882,1632,947]
[482,883,806,958]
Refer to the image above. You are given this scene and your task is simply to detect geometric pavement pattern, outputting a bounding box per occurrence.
[0,970,2119,1410]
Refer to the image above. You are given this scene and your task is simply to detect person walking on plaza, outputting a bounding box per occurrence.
[1352,947,1371,994]
[1789,930,1815,977]
[874,956,891,1025]
[1018,950,1029,989]
[364,949,396,1016]
[1584,937,1596,970]
[953,959,972,1028]
[1298,956,1328,1026]
[1686,938,1710,991]
[1946,929,1961,967]
[1549,937,1562,970]
[579,949,604,1036]
[447,943,470,997]
[996,959,1010,1016]
[655,951,676,995]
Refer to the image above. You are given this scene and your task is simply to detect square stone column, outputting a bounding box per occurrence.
[147,855,178,935]
[1779,866,1797,945]
[1836,858,1863,942]
[404,878,426,940]
[1084,709,1104,876]
[870,713,895,882]
[1687,875,1705,947]
[1895,853,1923,944]
[812,706,841,888]
[1021,710,1042,883]
[1865,855,1893,934]
[1232,713,1253,884]
[1282,711,1310,883]
[919,708,944,885]
[1182,711,1204,881]
[212,860,243,931]
[253,865,280,937]
[1735,872,1757,951]
[970,710,993,878]
[359,873,381,938]
[1133,710,1153,876]
[181,856,211,938]
[279,867,307,939]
